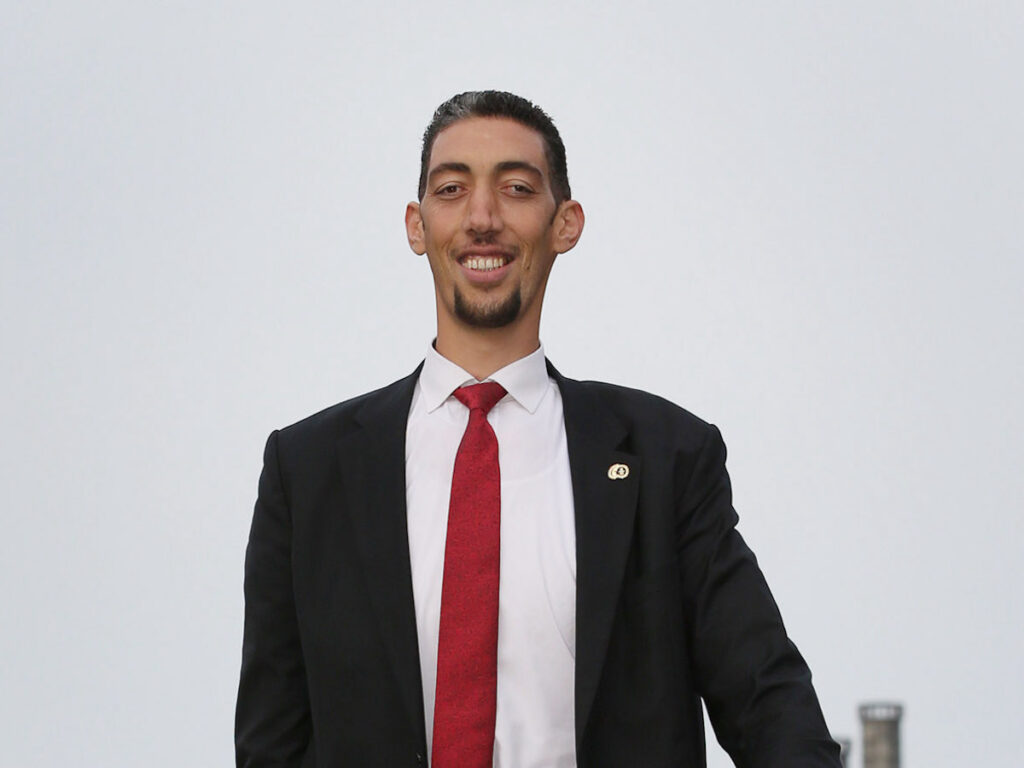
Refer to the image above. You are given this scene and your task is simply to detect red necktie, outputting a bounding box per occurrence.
[432,381,507,768]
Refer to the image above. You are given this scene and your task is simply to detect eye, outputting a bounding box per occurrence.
[505,183,534,195]
[434,183,462,196]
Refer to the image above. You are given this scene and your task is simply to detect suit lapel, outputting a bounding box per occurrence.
[549,363,641,752]
[336,366,425,747]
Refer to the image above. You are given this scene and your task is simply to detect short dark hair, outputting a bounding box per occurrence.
[418,90,571,205]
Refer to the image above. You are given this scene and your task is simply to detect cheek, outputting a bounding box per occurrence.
[423,229,454,262]
[432,221,460,250]
[421,212,455,246]
[519,228,555,270]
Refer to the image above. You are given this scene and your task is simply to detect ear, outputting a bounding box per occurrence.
[405,202,426,255]
[552,200,585,254]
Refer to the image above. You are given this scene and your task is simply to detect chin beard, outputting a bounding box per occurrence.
[453,286,522,329]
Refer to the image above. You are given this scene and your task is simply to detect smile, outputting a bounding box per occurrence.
[463,255,508,271]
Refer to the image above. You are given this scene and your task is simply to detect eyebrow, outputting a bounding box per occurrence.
[494,160,544,179]
[427,162,471,184]
[426,160,545,186]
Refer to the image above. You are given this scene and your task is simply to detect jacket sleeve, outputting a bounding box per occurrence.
[676,424,841,768]
[235,430,312,767]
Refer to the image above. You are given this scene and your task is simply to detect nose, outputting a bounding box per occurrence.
[463,185,503,237]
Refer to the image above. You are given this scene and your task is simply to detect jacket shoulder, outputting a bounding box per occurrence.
[574,379,707,421]
[565,377,716,444]
[273,367,420,452]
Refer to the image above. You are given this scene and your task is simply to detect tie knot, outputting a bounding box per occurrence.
[453,381,507,416]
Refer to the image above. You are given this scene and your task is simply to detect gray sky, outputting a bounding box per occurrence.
[2,2,1022,766]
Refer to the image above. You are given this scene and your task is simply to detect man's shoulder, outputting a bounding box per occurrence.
[570,377,705,417]
[556,372,715,444]
[273,367,421,447]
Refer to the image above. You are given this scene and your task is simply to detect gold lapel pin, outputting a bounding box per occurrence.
[607,463,629,480]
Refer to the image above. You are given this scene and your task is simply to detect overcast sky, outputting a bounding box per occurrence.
[2,2,1022,766]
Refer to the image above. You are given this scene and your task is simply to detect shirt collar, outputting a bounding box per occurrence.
[419,342,550,415]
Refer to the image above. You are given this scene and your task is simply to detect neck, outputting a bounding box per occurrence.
[434,317,541,381]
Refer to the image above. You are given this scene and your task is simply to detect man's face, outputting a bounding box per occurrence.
[406,117,581,332]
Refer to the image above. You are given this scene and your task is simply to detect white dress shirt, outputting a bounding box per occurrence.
[405,343,577,768]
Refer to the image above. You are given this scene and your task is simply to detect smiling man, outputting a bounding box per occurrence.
[236,91,841,768]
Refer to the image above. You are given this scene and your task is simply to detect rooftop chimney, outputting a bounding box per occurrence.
[859,702,903,768]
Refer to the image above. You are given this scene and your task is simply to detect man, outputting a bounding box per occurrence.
[236,91,840,768]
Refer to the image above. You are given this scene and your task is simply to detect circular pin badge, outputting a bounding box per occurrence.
[607,463,630,480]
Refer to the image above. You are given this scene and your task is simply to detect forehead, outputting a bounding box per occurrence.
[428,117,549,174]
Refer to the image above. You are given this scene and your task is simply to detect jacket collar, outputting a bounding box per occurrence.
[338,366,425,750]
[546,362,641,751]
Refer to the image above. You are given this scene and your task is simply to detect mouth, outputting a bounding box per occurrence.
[456,248,516,283]
[462,254,509,271]
[457,247,515,269]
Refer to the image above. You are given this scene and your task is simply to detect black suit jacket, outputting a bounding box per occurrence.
[236,363,840,768]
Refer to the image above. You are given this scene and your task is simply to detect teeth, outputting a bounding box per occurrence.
[465,256,506,271]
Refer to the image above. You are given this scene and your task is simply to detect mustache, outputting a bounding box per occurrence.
[452,242,519,261]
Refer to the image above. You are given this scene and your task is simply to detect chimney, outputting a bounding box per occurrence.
[859,702,903,768]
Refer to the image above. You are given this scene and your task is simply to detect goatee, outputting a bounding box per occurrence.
[453,286,522,328]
